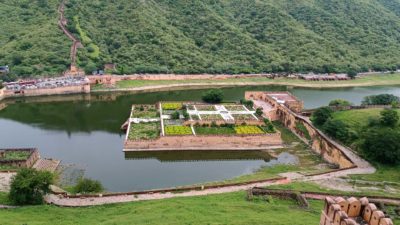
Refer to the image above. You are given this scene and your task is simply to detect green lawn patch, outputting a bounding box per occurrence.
[0,191,324,225]
[234,125,265,135]
[131,105,158,118]
[128,122,160,140]
[195,126,236,135]
[1,151,30,160]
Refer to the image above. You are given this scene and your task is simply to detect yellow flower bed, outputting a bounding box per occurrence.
[234,126,265,135]
[162,102,182,110]
[165,125,193,135]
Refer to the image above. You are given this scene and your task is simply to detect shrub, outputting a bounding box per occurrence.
[202,90,223,103]
[311,107,333,126]
[171,111,180,120]
[361,128,400,165]
[74,178,104,194]
[380,109,399,127]
[328,99,352,107]
[9,168,54,205]
[362,94,400,105]
[322,119,353,144]
[255,108,263,117]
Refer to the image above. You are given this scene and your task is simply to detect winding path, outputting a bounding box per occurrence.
[58,0,82,67]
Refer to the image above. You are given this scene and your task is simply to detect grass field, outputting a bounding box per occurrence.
[95,74,400,90]
[332,108,400,132]
[0,191,323,225]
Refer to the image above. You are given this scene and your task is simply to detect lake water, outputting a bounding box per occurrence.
[0,85,398,192]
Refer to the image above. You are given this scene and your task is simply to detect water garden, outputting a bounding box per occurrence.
[0,85,399,192]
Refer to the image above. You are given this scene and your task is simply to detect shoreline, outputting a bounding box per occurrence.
[92,80,400,95]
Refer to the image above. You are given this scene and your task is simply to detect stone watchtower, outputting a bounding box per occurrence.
[320,197,393,225]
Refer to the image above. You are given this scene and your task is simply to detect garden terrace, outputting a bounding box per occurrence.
[130,105,158,118]
[124,102,282,151]
[0,148,40,170]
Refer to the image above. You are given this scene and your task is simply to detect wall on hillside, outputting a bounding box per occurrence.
[245,91,354,169]
[276,105,354,168]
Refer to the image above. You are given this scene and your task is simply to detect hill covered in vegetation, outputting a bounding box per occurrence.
[3,0,400,76]
[0,0,70,77]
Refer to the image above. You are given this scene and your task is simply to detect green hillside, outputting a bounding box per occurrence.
[3,0,400,76]
[0,0,70,77]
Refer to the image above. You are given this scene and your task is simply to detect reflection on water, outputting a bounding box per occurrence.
[0,85,399,191]
[125,150,274,162]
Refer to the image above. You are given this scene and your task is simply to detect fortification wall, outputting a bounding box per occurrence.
[245,91,354,168]
[124,133,282,151]
[3,84,90,98]
[87,74,270,85]
[276,105,354,168]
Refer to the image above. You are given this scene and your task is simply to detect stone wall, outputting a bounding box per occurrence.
[245,91,354,168]
[87,74,271,85]
[3,84,90,98]
[276,105,354,168]
[0,148,40,169]
[124,133,282,151]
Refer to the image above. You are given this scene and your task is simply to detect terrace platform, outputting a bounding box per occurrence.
[124,102,283,152]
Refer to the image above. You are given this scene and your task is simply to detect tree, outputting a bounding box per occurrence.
[323,119,353,144]
[202,89,223,103]
[171,111,180,120]
[328,99,352,107]
[347,70,357,79]
[311,107,333,126]
[361,128,400,165]
[74,178,104,194]
[9,168,54,205]
[362,94,400,105]
[255,107,263,117]
[380,109,399,127]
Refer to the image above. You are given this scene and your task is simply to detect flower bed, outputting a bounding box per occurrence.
[234,125,265,134]
[165,125,193,135]
[195,126,236,135]
[162,102,182,110]
[131,105,158,118]
[201,114,223,120]
[128,122,160,140]
[195,105,215,111]
[224,105,245,111]
[231,114,257,120]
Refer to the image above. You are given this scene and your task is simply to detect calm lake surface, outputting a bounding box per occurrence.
[0,85,399,192]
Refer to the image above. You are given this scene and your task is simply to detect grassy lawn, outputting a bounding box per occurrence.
[350,164,400,183]
[0,191,323,225]
[2,151,31,160]
[93,73,400,90]
[194,126,236,135]
[331,108,400,132]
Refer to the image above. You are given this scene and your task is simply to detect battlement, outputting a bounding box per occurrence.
[320,197,393,225]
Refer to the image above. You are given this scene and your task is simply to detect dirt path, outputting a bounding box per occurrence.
[58,0,81,67]
[45,178,291,207]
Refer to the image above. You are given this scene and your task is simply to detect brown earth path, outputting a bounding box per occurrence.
[58,0,82,67]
